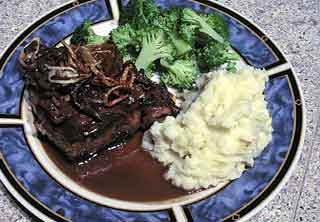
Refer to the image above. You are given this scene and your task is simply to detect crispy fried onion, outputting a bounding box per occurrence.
[47,65,88,84]
[93,74,119,87]
[61,40,77,60]
[19,37,41,69]
[120,63,135,87]
[104,85,130,107]
[21,38,139,107]
[104,64,136,107]
[78,46,120,88]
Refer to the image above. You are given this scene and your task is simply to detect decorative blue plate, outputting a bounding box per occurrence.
[0,0,305,222]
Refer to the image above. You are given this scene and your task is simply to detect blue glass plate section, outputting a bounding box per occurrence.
[0,0,111,115]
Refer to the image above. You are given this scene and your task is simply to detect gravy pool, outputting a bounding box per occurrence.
[42,132,188,202]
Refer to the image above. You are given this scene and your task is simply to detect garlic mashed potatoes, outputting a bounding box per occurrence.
[143,68,273,190]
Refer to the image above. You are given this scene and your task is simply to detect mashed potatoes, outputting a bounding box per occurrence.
[143,67,273,190]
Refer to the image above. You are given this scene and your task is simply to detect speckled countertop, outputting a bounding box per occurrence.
[0,0,319,221]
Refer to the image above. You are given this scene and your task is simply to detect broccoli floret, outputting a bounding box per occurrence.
[143,63,156,79]
[161,8,183,32]
[110,1,236,88]
[153,8,191,56]
[179,23,198,45]
[122,53,137,63]
[197,42,239,72]
[111,24,137,50]
[167,33,192,56]
[110,23,140,61]
[226,60,238,72]
[196,13,229,45]
[206,13,229,40]
[112,2,182,71]
[181,8,225,44]
[179,12,228,46]
[120,0,161,29]
[135,31,173,76]
[160,57,199,90]
[71,21,107,45]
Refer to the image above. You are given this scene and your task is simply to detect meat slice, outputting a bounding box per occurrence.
[21,39,179,163]
[36,109,141,161]
[141,107,173,129]
[136,73,180,129]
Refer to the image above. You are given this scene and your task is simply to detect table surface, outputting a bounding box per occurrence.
[0,0,319,221]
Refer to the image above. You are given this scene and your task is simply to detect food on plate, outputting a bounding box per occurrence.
[143,68,273,190]
[20,38,178,162]
[71,21,108,46]
[19,0,272,202]
[109,0,239,89]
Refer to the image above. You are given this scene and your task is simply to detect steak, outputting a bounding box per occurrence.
[20,39,179,162]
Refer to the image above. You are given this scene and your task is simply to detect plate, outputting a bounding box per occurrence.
[0,0,305,221]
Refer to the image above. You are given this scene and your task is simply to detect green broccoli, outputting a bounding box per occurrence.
[226,60,238,72]
[197,42,239,72]
[161,8,183,32]
[197,13,229,45]
[181,8,225,44]
[135,31,173,76]
[71,21,107,45]
[120,0,161,28]
[143,63,156,79]
[109,0,238,88]
[179,23,198,45]
[158,8,192,56]
[167,33,192,56]
[110,23,140,61]
[206,13,229,40]
[122,53,138,63]
[195,14,237,72]
[111,24,137,50]
[160,57,199,90]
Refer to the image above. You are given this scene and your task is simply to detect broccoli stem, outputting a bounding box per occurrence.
[199,22,224,44]
[135,46,154,71]
[182,9,225,44]
[168,33,192,56]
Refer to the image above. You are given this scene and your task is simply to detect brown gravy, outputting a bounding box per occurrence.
[42,132,188,202]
